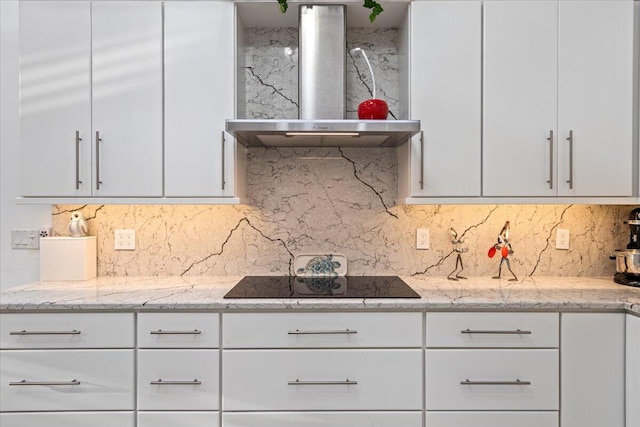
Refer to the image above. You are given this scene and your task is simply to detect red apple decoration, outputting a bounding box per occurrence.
[358,98,388,120]
[351,47,388,120]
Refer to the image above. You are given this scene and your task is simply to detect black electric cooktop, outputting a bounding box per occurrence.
[224,276,420,299]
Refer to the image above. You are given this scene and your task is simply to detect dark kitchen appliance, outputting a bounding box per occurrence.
[224,276,420,299]
[612,207,640,287]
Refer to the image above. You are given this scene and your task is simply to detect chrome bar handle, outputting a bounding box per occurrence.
[288,379,358,386]
[150,379,202,385]
[75,131,82,189]
[10,330,81,336]
[150,329,201,335]
[419,131,424,190]
[566,130,573,189]
[546,130,553,189]
[288,329,357,335]
[461,379,531,386]
[10,379,80,386]
[96,131,102,190]
[461,329,532,335]
[221,131,226,191]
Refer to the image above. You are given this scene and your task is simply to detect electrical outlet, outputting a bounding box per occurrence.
[416,228,430,250]
[556,228,570,250]
[114,229,135,250]
[11,229,40,249]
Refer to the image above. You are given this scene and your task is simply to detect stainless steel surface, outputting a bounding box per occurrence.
[460,329,532,335]
[221,131,226,190]
[613,249,640,275]
[150,329,202,335]
[226,119,420,147]
[96,131,102,190]
[9,330,81,335]
[460,379,531,386]
[299,5,346,119]
[547,130,553,189]
[420,131,424,189]
[150,379,202,385]
[288,379,358,386]
[566,130,574,189]
[10,379,81,386]
[75,131,82,189]
[288,329,357,335]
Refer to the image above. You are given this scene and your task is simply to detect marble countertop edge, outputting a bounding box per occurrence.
[1,276,638,315]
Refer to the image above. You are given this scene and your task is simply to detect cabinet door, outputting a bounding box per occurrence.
[409,1,481,197]
[483,1,558,197]
[561,313,625,427]
[164,2,235,197]
[557,1,633,196]
[628,314,640,427]
[19,1,91,197]
[92,2,163,197]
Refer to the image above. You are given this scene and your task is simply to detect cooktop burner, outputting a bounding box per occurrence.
[224,276,420,299]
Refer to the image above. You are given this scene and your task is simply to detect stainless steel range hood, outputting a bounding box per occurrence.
[226,4,420,148]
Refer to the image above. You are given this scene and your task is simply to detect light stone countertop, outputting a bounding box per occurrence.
[1,276,638,315]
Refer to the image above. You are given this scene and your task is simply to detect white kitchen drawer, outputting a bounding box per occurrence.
[0,412,135,427]
[426,411,558,427]
[426,349,558,410]
[138,412,219,427]
[223,312,422,348]
[426,312,559,348]
[0,349,134,411]
[137,313,219,348]
[223,411,422,427]
[223,349,422,410]
[137,349,219,410]
[0,313,134,349]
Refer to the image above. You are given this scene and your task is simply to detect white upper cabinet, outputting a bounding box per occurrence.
[92,2,163,197]
[483,1,633,198]
[405,1,481,198]
[557,1,633,197]
[483,1,558,197]
[19,2,92,197]
[20,1,163,198]
[164,1,236,198]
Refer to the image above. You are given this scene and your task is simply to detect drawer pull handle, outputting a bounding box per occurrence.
[9,330,81,336]
[10,379,81,386]
[288,329,357,335]
[150,330,202,335]
[460,379,531,386]
[150,379,202,385]
[288,379,358,386]
[461,329,531,335]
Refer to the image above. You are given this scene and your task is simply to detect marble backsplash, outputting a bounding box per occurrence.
[244,27,400,120]
[53,147,631,279]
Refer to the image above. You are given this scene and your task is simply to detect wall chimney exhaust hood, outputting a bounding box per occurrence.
[226,4,420,148]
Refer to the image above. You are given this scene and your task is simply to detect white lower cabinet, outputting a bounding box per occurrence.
[137,350,220,410]
[223,412,422,427]
[426,411,558,427]
[561,313,625,427]
[0,412,135,427]
[628,314,640,427]
[223,349,422,411]
[0,349,134,411]
[138,411,220,427]
[426,349,559,410]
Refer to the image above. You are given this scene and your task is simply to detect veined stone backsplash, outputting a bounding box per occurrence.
[53,147,630,278]
[244,27,400,119]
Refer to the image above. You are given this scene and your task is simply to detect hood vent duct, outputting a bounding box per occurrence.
[226,4,420,147]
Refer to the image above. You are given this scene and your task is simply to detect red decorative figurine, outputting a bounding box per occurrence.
[351,47,388,120]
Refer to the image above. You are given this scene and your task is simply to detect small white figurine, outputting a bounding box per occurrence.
[68,211,88,237]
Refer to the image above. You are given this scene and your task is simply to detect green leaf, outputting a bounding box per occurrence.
[277,0,288,14]
[362,0,384,23]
